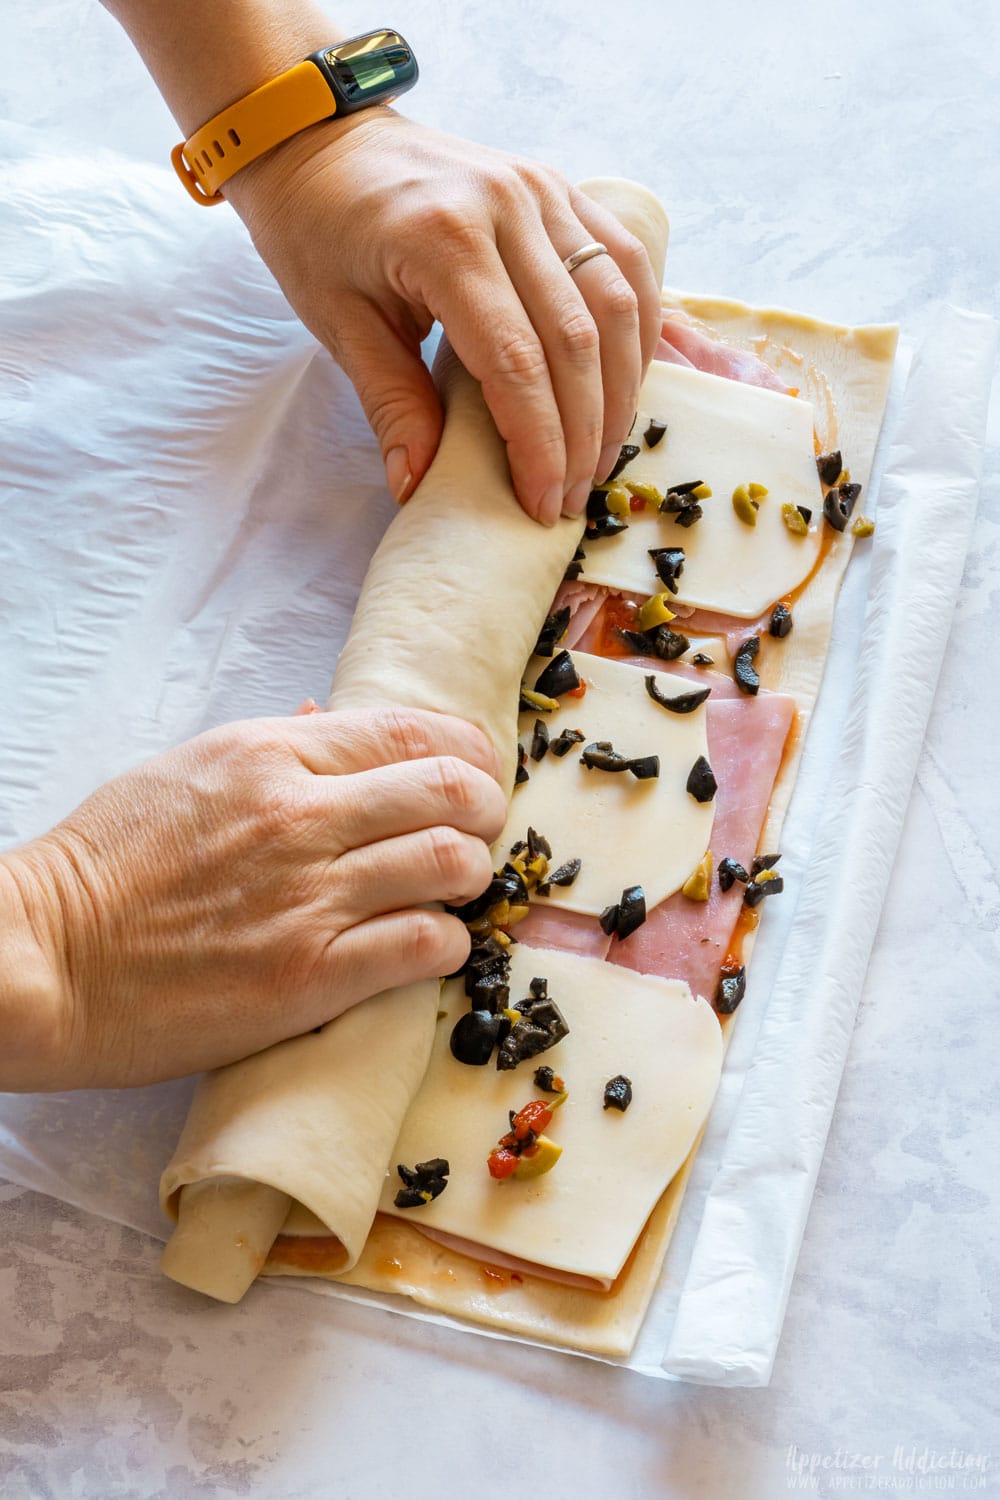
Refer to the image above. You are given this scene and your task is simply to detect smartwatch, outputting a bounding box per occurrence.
[171,28,418,205]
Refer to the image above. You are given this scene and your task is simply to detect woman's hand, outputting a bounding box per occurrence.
[1,707,506,1091]
[226,110,663,524]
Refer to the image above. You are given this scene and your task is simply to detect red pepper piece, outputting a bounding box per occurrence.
[510,1099,553,1140]
[487,1147,520,1180]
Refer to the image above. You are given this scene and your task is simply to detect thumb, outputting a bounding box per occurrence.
[332,297,444,504]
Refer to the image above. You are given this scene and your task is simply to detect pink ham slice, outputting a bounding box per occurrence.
[549,578,607,649]
[412,1224,608,1291]
[609,690,795,1000]
[515,903,613,959]
[514,670,795,1002]
[657,312,790,393]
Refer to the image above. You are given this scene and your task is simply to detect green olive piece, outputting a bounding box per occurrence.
[681,850,713,902]
[851,515,875,537]
[781,503,809,537]
[624,480,664,506]
[732,484,759,527]
[636,592,676,631]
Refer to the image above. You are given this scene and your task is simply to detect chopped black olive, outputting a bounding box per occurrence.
[823,482,861,533]
[717,857,750,892]
[393,1187,429,1209]
[750,852,781,877]
[564,543,586,581]
[686,755,718,803]
[673,504,703,529]
[744,874,785,908]
[645,676,711,714]
[534,605,571,658]
[496,994,570,1069]
[659,485,704,528]
[734,636,760,696]
[449,1008,503,1068]
[599,903,620,936]
[466,977,510,1013]
[816,450,843,486]
[586,487,611,520]
[627,754,660,781]
[715,963,747,1015]
[692,652,714,667]
[581,741,630,772]
[529,976,548,999]
[394,1158,450,1209]
[647,546,686,592]
[550,727,585,758]
[585,514,629,541]
[548,857,582,886]
[526,826,552,860]
[605,443,641,482]
[643,418,667,449]
[536,882,551,897]
[533,649,581,699]
[616,885,646,941]
[603,1074,633,1112]
[620,626,691,661]
[530,718,550,761]
[797,505,813,524]
[769,603,793,639]
[533,1065,564,1092]
[514,762,529,785]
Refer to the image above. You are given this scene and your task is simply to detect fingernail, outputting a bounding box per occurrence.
[563,479,592,518]
[537,482,563,527]
[596,441,622,483]
[386,445,413,505]
[293,697,322,716]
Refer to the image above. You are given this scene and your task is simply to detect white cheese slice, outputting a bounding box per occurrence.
[500,649,714,916]
[379,945,723,1284]
[582,362,824,618]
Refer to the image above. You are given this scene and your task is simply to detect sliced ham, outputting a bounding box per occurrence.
[551,578,608,650]
[609,691,796,1001]
[411,1224,608,1291]
[657,311,790,394]
[514,903,612,959]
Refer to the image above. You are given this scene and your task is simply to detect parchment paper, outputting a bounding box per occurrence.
[0,134,995,1383]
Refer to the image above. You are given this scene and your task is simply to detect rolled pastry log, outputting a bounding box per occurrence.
[159,179,670,1303]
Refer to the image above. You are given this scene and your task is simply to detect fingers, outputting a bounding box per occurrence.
[421,228,567,525]
[568,191,663,485]
[332,292,444,504]
[572,188,664,376]
[494,214,604,518]
[282,706,502,783]
[324,754,507,854]
[318,908,472,1015]
[333,825,495,921]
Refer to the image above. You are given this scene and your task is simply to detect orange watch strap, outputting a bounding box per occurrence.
[171,60,338,205]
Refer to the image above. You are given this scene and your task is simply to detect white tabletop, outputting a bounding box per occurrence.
[2,1,998,1496]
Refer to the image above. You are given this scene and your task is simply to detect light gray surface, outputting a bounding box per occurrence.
[2,0,999,1496]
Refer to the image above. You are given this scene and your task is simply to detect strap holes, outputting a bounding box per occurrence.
[201,150,213,169]
[212,139,225,159]
[228,128,241,147]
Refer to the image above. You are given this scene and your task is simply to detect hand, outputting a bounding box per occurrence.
[225,110,663,525]
[2,707,506,1090]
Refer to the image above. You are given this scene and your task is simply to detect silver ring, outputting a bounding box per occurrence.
[562,241,609,275]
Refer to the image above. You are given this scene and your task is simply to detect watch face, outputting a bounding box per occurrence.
[324,30,417,106]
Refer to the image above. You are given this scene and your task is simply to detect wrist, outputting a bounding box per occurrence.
[0,845,74,1092]
[222,101,399,218]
